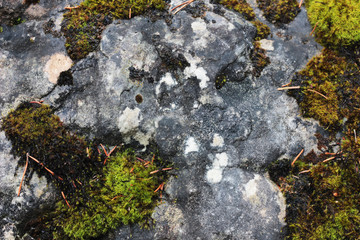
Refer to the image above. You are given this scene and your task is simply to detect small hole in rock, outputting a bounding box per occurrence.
[135,94,143,104]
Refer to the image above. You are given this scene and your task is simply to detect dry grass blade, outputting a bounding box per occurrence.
[18,153,29,196]
[299,169,311,174]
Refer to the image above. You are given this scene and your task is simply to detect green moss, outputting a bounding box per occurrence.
[62,0,166,60]
[257,0,300,24]
[50,150,163,239]
[219,0,255,20]
[306,0,360,48]
[288,49,360,130]
[1,102,170,239]
[251,20,270,41]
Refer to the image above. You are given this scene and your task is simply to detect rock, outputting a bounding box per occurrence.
[0,0,323,239]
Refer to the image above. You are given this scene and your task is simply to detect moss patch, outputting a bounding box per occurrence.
[1,103,100,196]
[50,150,165,239]
[218,0,255,20]
[1,103,170,239]
[288,49,360,131]
[257,0,300,25]
[62,0,166,60]
[270,146,360,239]
[306,0,360,49]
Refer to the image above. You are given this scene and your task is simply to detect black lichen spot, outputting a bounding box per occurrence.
[135,94,143,104]
[58,70,73,86]
[24,0,40,4]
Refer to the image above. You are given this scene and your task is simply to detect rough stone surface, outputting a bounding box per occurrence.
[0,0,323,239]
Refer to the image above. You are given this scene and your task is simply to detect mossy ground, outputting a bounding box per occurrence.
[62,0,166,60]
[271,0,360,237]
[1,103,170,239]
[257,0,300,25]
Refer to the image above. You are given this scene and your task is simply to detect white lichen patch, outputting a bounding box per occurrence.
[44,53,72,84]
[191,21,207,32]
[206,153,229,184]
[156,72,177,95]
[184,137,199,154]
[211,133,224,147]
[117,107,141,133]
[184,65,209,89]
[242,174,261,205]
[259,39,274,51]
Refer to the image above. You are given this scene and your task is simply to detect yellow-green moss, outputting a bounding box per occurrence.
[306,0,360,48]
[51,150,164,239]
[289,49,360,130]
[257,0,300,24]
[251,20,270,41]
[219,0,255,20]
[62,0,166,60]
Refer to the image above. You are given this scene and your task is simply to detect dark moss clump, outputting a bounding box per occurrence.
[306,0,360,49]
[250,41,270,77]
[287,49,360,131]
[271,148,360,239]
[62,0,166,60]
[251,20,270,41]
[257,0,300,25]
[1,103,101,196]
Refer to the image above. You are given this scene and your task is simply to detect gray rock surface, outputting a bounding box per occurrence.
[0,0,322,239]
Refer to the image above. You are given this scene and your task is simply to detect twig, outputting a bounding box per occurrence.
[307,89,328,99]
[277,86,301,90]
[64,6,80,12]
[61,191,71,208]
[100,144,108,156]
[136,157,146,162]
[281,82,291,87]
[111,195,123,201]
[154,183,164,193]
[151,154,155,164]
[129,8,132,19]
[322,156,335,163]
[170,1,189,11]
[355,129,357,142]
[310,22,318,36]
[172,0,195,15]
[299,0,303,8]
[18,153,29,196]
[299,169,311,174]
[162,167,172,171]
[150,170,159,174]
[103,145,117,165]
[291,149,304,166]
[29,100,43,105]
[28,154,63,180]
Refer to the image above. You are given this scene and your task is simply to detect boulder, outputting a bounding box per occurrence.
[0,0,322,239]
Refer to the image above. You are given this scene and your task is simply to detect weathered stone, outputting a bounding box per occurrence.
[0,0,323,239]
